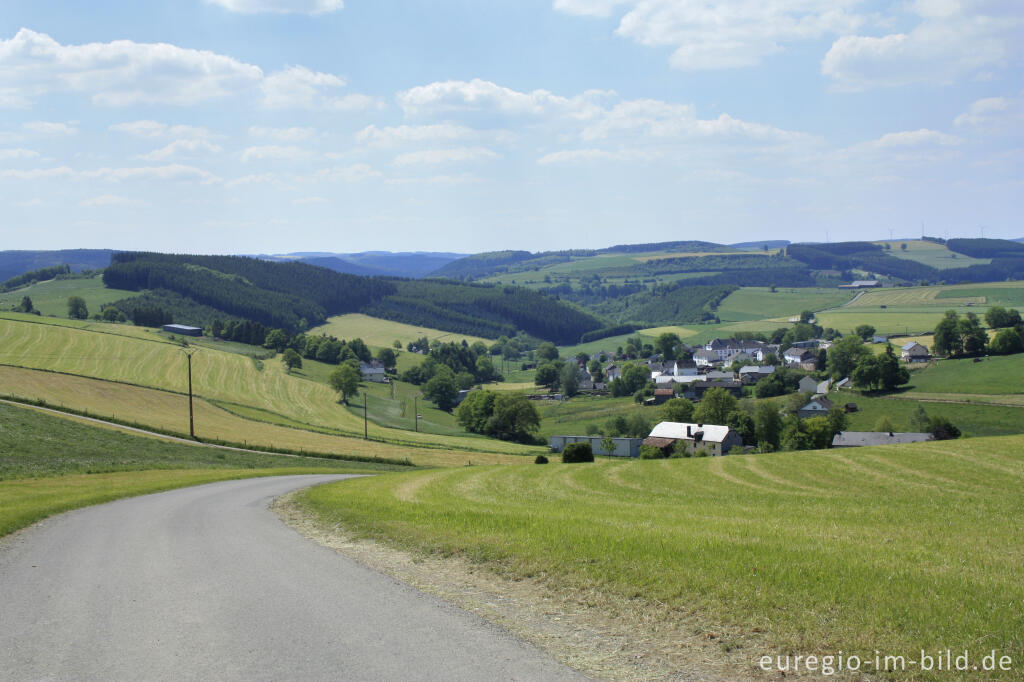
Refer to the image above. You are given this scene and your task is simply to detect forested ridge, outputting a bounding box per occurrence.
[102,253,603,343]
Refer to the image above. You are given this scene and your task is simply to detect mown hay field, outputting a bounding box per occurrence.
[310,313,493,349]
[298,438,1024,680]
[0,366,530,466]
[0,317,535,455]
[878,240,991,270]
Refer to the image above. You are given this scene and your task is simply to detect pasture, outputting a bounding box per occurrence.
[840,393,1024,438]
[310,313,493,349]
[0,317,535,455]
[716,287,853,322]
[0,366,533,465]
[905,355,1024,395]
[0,275,138,317]
[297,438,1024,679]
[879,240,991,270]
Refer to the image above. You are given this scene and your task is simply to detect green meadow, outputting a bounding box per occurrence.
[0,275,137,317]
[0,400,402,538]
[298,438,1024,679]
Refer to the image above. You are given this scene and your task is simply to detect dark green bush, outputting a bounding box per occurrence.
[535,454,549,464]
[562,442,594,463]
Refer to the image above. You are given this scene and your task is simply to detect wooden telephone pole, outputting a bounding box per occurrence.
[181,347,199,439]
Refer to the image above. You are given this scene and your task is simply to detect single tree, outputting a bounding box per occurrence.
[661,397,695,422]
[854,324,876,342]
[423,366,459,411]
[282,348,303,372]
[826,405,848,435]
[876,344,910,391]
[693,387,737,425]
[535,342,559,362]
[754,402,782,451]
[328,364,361,404]
[14,296,35,313]
[908,405,931,432]
[487,393,541,442]
[535,363,561,389]
[827,335,871,380]
[264,329,288,351]
[67,296,89,319]
[376,347,397,369]
[727,409,755,444]
[559,363,580,397]
[990,328,1024,355]
[655,332,681,361]
[852,355,882,391]
[959,313,988,355]
[933,310,961,357]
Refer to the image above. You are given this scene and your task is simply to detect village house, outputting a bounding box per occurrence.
[798,395,834,419]
[684,380,743,400]
[797,375,819,394]
[604,364,622,381]
[901,341,930,363]
[739,365,775,384]
[832,431,934,447]
[642,421,743,456]
[360,360,388,383]
[783,347,818,370]
[693,349,719,368]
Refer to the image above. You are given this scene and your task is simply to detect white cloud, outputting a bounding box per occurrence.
[356,123,475,147]
[0,28,262,106]
[0,166,74,180]
[580,99,814,145]
[79,194,146,207]
[397,78,610,117]
[0,29,367,110]
[0,148,40,160]
[249,125,317,142]
[555,0,863,70]
[261,66,376,110]
[142,139,224,161]
[312,164,382,182]
[870,129,964,148]
[538,148,656,164]
[954,96,1023,132]
[822,1,1022,90]
[291,196,328,204]
[206,0,343,14]
[22,121,77,136]
[82,164,222,183]
[240,145,312,162]
[110,120,214,139]
[393,147,500,166]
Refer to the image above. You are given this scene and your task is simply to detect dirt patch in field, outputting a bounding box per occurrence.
[274,494,836,682]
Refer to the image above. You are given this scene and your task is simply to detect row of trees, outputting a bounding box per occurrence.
[455,391,541,443]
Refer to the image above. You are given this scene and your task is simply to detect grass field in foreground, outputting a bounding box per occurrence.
[310,313,493,349]
[298,438,1024,679]
[0,366,531,466]
[0,276,138,317]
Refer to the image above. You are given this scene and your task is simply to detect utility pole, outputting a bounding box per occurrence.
[181,347,199,439]
[414,396,419,432]
[363,393,368,440]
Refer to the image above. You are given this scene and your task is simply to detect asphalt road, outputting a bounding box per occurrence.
[0,475,586,681]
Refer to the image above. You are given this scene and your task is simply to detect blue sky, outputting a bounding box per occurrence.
[1,0,1021,254]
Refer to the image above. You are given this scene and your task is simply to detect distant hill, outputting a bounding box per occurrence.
[102,252,603,343]
[262,251,466,278]
[0,249,114,282]
[731,240,789,251]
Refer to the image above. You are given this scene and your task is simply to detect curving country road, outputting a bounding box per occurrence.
[0,475,585,681]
